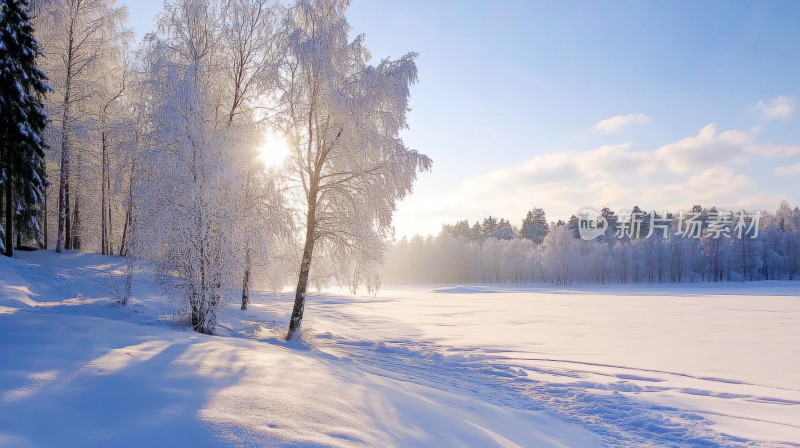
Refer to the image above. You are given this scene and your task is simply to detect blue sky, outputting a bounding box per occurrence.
[121,0,800,237]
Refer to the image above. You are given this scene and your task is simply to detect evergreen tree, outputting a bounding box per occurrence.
[566,215,579,239]
[470,221,482,243]
[443,219,472,241]
[495,218,515,240]
[520,207,549,244]
[482,216,498,240]
[600,207,617,247]
[631,205,648,239]
[0,0,50,256]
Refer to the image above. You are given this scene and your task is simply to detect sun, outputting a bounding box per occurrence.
[256,132,290,169]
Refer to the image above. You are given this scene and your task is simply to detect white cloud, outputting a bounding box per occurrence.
[776,163,800,176]
[645,167,754,208]
[746,142,800,157]
[594,113,651,133]
[653,124,750,174]
[755,96,795,121]
[689,166,753,192]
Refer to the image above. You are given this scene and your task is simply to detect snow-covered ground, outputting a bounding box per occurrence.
[1,252,799,447]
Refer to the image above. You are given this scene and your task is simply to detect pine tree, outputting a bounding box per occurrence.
[495,218,515,240]
[481,216,498,240]
[470,221,482,243]
[520,207,548,244]
[0,0,50,256]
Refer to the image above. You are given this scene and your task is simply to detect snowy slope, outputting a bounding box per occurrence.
[1,251,799,447]
[0,252,596,447]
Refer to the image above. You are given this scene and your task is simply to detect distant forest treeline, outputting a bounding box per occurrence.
[382,201,800,285]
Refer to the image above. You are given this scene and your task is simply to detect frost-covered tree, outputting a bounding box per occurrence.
[135,0,236,334]
[134,0,287,333]
[279,0,431,339]
[95,46,131,255]
[495,218,515,240]
[0,0,51,256]
[442,219,471,241]
[481,216,497,241]
[220,0,282,125]
[217,0,283,309]
[542,223,576,285]
[521,207,548,244]
[36,0,128,252]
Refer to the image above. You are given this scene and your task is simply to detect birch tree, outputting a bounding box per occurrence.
[95,48,130,255]
[279,0,431,339]
[218,0,283,309]
[37,0,127,252]
[135,0,227,334]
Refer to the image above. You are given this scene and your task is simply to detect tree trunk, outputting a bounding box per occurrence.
[189,137,212,335]
[64,178,71,250]
[0,183,5,255]
[43,184,48,249]
[57,138,68,252]
[119,159,134,256]
[122,260,131,306]
[101,132,107,255]
[71,191,81,251]
[287,196,317,340]
[193,215,209,334]
[106,149,113,255]
[3,160,12,257]
[119,208,130,256]
[57,106,71,253]
[57,30,74,253]
[240,167,252,310]
[241,247,250,310]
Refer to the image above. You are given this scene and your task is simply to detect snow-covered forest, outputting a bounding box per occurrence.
[1,0,429,336]
[384,202,800,285]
